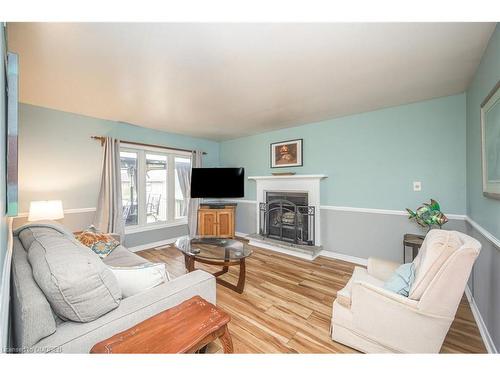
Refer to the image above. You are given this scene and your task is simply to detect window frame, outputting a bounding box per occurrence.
[120,143,191,234]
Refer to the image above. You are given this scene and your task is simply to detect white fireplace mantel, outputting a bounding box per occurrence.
[248,174,327,247]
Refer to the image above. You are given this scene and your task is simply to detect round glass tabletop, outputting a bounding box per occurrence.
[174,236,252,261]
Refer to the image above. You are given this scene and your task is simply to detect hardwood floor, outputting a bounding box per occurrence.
[137,242,487,354]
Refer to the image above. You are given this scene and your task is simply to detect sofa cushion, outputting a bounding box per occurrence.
[15,221,77,250]
[11,237,57,348]
[336,266,384,308]
[18,228,37,251]
[108,263,169,298]
[409,230,463,300]
[28,234,122,322]
[103,245,151,267]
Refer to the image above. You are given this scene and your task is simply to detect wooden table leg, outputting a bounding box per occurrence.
[222,248,229,274]
[190,256,247,294]
[412,246,418,261]
[185,255,195,272]
[213,268,229,277]
[197,345,208,354]
[218,325,233,354]
[235,258,246,294]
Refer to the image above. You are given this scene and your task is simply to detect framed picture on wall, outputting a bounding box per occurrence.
[481,80,500,200]
[270,139,303,168]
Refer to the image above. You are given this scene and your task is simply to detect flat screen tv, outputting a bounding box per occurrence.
[191,168,244,198]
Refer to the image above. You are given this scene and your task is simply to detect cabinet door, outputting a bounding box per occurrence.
[198,210,217,237]
[217,210,234,238]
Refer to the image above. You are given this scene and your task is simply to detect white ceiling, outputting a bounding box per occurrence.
[7,23,496,140]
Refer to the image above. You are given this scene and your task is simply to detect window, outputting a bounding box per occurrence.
[120,151,138,226]
[120,145,191,232]
[145,153,167,224]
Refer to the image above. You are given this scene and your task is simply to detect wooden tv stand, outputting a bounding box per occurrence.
[198,203,236,238]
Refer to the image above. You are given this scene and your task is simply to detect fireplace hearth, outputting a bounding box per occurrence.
[259,191,315,246]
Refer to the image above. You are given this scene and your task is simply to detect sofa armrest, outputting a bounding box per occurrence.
[367,257,401,281]
[33,270,216,353]
[109,233,122,243]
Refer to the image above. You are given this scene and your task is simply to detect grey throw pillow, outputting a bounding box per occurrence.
[28,235,122,322]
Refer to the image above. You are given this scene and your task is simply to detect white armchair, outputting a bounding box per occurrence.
[331,229,481,353]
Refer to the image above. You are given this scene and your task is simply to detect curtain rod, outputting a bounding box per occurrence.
[91,136,207,155]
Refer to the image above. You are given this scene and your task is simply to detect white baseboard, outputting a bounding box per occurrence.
[235,231,250,239]
[465,286,497,354]
[318,250,368,266]
[248,239,318,261]
[128,237,181,252]
[240,230,368,265]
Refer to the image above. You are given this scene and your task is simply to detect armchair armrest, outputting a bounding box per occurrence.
[353,281,418,308]
[367,257,400,281]
[350,281,451,353]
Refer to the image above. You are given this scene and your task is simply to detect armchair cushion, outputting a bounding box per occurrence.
[336,266,384,308]
[367,257,400,281]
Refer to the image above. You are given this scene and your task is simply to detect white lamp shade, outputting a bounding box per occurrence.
[28,200,65,221]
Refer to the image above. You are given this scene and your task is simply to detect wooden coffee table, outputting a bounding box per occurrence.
[174,236,252,294]
[90,296,233,354]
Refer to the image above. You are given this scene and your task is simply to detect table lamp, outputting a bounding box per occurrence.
[28,200,64,222]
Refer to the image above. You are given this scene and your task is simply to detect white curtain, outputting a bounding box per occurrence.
[94,137,124,236]
[187,150,203,238]
[176,163,191,217]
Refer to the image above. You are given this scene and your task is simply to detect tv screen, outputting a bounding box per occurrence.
[191,168,244,198]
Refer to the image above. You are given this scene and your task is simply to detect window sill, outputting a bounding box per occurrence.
[125,220,188,234]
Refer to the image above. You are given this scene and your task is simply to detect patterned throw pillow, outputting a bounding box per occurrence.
[75,225,120,258]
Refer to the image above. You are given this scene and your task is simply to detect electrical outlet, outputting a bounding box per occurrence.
[413,181,422,192]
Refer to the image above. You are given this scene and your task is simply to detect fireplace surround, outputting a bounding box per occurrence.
[259,191,315,245]
[248,175,327,258]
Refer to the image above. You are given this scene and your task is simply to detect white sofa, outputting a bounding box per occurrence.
[331,229,481,353]
[10,222,216,353]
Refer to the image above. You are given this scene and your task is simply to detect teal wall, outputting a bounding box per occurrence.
[220,94,467,215]
[18,104,220,212]
[467,25,500,238]
[466,24,500,351]
[0,26,6,277]
[0,24,10,348]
